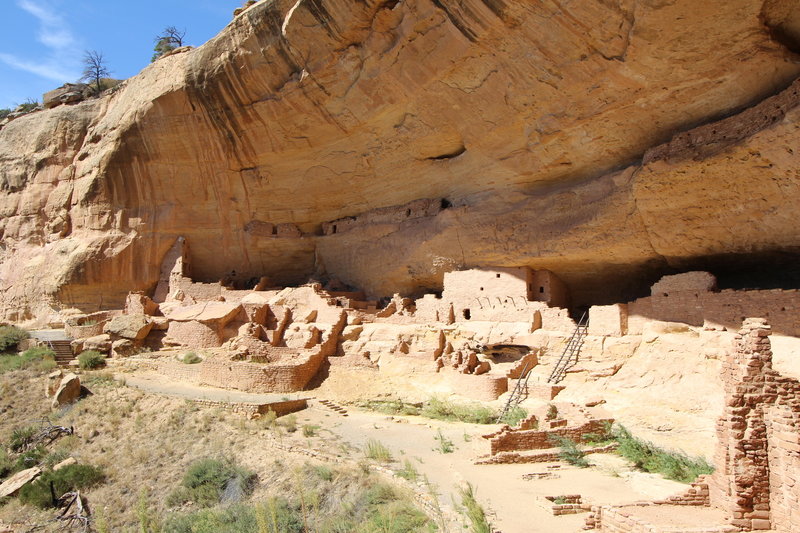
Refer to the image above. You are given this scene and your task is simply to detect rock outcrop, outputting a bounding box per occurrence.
[2,0,800,323]
[52,373,82,407]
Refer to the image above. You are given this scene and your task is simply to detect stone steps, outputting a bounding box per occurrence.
[318,399,349,417]
[47,340,74,367]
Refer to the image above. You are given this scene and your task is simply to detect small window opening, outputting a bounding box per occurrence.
[480,287,484,291]
[406,209,411,217]
[496,274,501,278]
[440,198,452,209]
[463,309,471,320]
[539,286,544,294]
[332,225,337,234]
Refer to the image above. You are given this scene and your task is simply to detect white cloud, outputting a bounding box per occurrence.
[0,0,82,83]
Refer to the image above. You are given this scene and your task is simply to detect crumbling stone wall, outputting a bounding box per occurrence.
[131,348,326,393]
[321,198,447,236]
[710,318,800,532]
[484,418,613,456]
[621,272,800,336]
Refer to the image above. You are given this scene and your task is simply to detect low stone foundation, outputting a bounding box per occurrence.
[128,348,325,393]
[192,398,307,419]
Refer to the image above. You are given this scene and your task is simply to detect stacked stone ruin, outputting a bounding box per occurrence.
[586,318,800,532]
[710,318,800,531]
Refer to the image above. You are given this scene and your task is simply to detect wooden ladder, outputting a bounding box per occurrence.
[546,313,589,384]
[496,355,537,423]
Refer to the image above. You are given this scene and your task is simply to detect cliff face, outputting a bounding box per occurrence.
[2,0,800,323]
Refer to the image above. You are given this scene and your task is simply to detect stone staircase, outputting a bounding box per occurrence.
[318,399,349,417]
[47,340,74,368]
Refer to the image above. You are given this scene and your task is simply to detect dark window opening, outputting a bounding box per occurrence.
[496,274,501,278]
[463,309,471,320]
[406,209,411,217]
[332,225,337,234]
[539,286,544,294]
[480,287,484,291]
[440,198,452,209]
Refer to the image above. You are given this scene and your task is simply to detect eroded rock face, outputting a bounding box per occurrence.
[2,0,800,322]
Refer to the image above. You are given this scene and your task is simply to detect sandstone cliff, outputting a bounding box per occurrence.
[2,0,800,323]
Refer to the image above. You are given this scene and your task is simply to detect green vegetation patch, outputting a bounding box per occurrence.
[458,483,492,533]
[164,465,433,533]
[77,350,106,369]
[0,325,28,352]
[18,463,105,508]
[0,347,56,374]
[358,397,526,426]
[167,458,256,508]
[613,425,713,483]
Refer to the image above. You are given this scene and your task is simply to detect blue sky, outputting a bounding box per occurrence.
[0,0,243,109]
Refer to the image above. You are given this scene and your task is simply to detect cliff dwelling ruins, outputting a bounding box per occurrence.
[2,0,800,531]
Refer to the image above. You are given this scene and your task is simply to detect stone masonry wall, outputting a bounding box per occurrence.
[628,289,800,336]
[710,318,800,532]
[485,419,613,455]
[444,372,508,401]
[131,349,325,393]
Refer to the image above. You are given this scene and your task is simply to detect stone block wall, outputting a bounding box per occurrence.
[588,304,628,337]
[710,318,800,532]
[192,398,307,419]
[445,372,508,401]
[484,418,613,455]
[64,311,113,339]
[627,283,800,337]
[130,349,326,393]
[167,320,225,348]
[321,197,445,236]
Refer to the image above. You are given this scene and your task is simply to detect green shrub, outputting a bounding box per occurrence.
[18,464,105,508]
[583,421,615,446]
[255,497,304,533]
[498,406,527,427]
[181,351,202,364]
[0,108,10,120]
[357,399,422,416]
[77,350,106,369]
[364,439,392,462]
[12,446,47,473]
[550,435,590,468]
[546,404,559,420]
[396,459,419,482]
[302,424,319,437]
[9,425,37,452]
[168,458,255,508]
[458,483,491,533]
[310,464,333,482]
[0,347,56,374]
[0,325,28,352]
[16,99,39,113]
[358,500,430,533]
[434,429,454,454]
[613,425,713,483]
[421,397,495,424]
[162,503,259,533]
[0,448,11,479]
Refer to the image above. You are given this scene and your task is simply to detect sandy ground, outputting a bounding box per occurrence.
[122,371,695,533]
